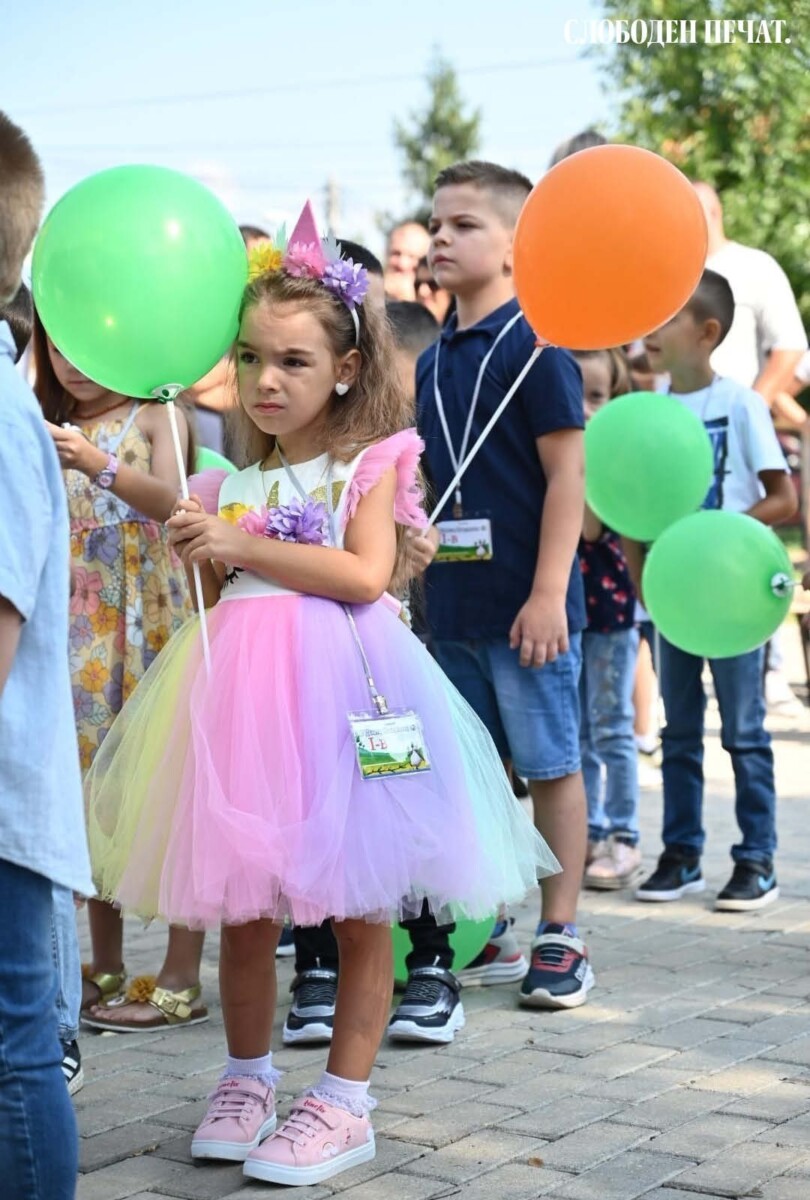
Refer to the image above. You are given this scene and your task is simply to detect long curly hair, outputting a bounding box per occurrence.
[227,271,419,591]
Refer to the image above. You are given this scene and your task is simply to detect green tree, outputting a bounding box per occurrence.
[393,51,481,223]
[598,0,810,324]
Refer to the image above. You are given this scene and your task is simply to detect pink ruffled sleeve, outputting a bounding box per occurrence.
[187,468,229,515]
[342,429,426,529]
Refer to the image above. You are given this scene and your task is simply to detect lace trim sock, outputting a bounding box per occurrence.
[536,920,578,939]
[222,1052,281,1090]
[307,1070,377,1117]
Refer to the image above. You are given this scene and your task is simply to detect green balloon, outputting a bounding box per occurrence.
[196,446,238,474]
[391,913,495,987]
[32,166,247,399]
[643,510,793,658]
[585,392,714,541]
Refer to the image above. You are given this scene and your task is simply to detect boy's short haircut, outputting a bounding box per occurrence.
[387,299,439,357]
[0,112,44,299]
[548,129,607,169]
[434,160,533,229]
[337,239,383,278]
[686,268,735,348]
[0,281,33,361]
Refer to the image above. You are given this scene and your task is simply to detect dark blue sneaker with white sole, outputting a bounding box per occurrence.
[636,850,704,902]
[387,966,465,1043]
[715,861,779,911]
[518,927,594,1010]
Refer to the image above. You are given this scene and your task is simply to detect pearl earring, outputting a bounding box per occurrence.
[335,381,350,396]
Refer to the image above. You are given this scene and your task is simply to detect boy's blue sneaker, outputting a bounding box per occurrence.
[518,927,594,1009]
[635,850,705,902]
[715,861,779,912]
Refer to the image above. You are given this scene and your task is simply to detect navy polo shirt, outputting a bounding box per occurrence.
[416,298,586,642]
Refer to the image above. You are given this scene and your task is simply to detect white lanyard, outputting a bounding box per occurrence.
[276,444,389,715]
[432,311,522,515]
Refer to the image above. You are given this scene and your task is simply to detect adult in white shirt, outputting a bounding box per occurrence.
[694,183,807,407]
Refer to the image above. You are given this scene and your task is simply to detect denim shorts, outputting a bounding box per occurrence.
[433,632,582,780]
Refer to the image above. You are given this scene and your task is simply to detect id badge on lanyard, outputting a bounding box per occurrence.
[432,311,521,556]
[434,516,493,563]
[277,447,432,782]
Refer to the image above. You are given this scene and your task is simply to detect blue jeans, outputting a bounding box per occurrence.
[0,859,78,1200]
[659,639,775,865]
[433,634,582,780]
[580,628,640,845]
[51,885,82,1045]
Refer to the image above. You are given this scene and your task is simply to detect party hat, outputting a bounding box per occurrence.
[285,200,326,275]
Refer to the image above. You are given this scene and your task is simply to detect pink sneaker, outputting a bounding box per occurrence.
[243,1095,375,1186]
[191,1076,277,1161]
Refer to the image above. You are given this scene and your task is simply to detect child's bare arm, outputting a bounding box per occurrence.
[581,503,603,543]
[621,538,646,601]
[747,470,798,526]
[168,469,398,606]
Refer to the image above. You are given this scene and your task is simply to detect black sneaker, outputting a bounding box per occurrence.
[635,850,705,902]
[387,965,465,1044]
[715,862,779,912]
[61,1040,84,1096]
[518,927,594,1010]
[281,968,337,1045]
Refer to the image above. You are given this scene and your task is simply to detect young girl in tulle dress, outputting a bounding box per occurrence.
[85,204,558,1189]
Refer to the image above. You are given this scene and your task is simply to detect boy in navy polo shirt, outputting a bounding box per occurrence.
[414,161,593,1009]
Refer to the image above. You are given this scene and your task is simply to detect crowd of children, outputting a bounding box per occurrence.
[0,106,806,1198]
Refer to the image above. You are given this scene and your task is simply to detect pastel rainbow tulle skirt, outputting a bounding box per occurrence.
[85,595,559,928]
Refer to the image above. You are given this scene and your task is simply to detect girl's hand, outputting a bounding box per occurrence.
[45,421,106,475]
[403,525,440,575]
[167,510,248,566]
[170,494,204,520]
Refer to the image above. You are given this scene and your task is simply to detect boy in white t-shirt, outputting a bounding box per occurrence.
[633,269,797,912]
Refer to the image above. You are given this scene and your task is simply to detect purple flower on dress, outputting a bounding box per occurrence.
[322,258,369,309]
[103,661,124,714]
[264,496,328,544]
[85,525,121,567]
[72,686,94,722]
[70,614,94,650]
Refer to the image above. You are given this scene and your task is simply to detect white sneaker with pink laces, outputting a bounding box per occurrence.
[191,1076,277,1161]
[243,1095,375,1185]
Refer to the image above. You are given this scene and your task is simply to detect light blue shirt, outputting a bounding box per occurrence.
[0,321,93,893]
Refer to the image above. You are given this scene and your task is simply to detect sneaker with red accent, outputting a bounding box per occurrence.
[191,1076,277,1161]
[518,926,594,1010]
[243,1095,375,1186]
[456,918,528,987]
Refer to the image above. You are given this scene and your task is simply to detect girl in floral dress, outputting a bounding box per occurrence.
[33,313,208,1033]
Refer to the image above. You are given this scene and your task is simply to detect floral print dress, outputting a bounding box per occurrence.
[67,404,191,772]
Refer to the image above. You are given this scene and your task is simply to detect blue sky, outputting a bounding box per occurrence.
[5,0,608,255]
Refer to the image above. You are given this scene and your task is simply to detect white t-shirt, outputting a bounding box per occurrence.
[666,375,788,513]
[707,241,807,387]
[794,349,810,386]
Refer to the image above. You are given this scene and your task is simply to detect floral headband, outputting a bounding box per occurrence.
[247,200,369,343]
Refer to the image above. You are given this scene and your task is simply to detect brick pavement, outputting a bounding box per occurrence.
[75,624,810,1200]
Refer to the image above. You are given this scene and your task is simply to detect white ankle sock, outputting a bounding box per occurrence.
[308,1070,376,1117]
[223,1052,281,1090]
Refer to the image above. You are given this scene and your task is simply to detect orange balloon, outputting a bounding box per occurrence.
[512,145,707,350]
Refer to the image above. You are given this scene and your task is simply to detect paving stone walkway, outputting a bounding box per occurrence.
[76,626,810,1200]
